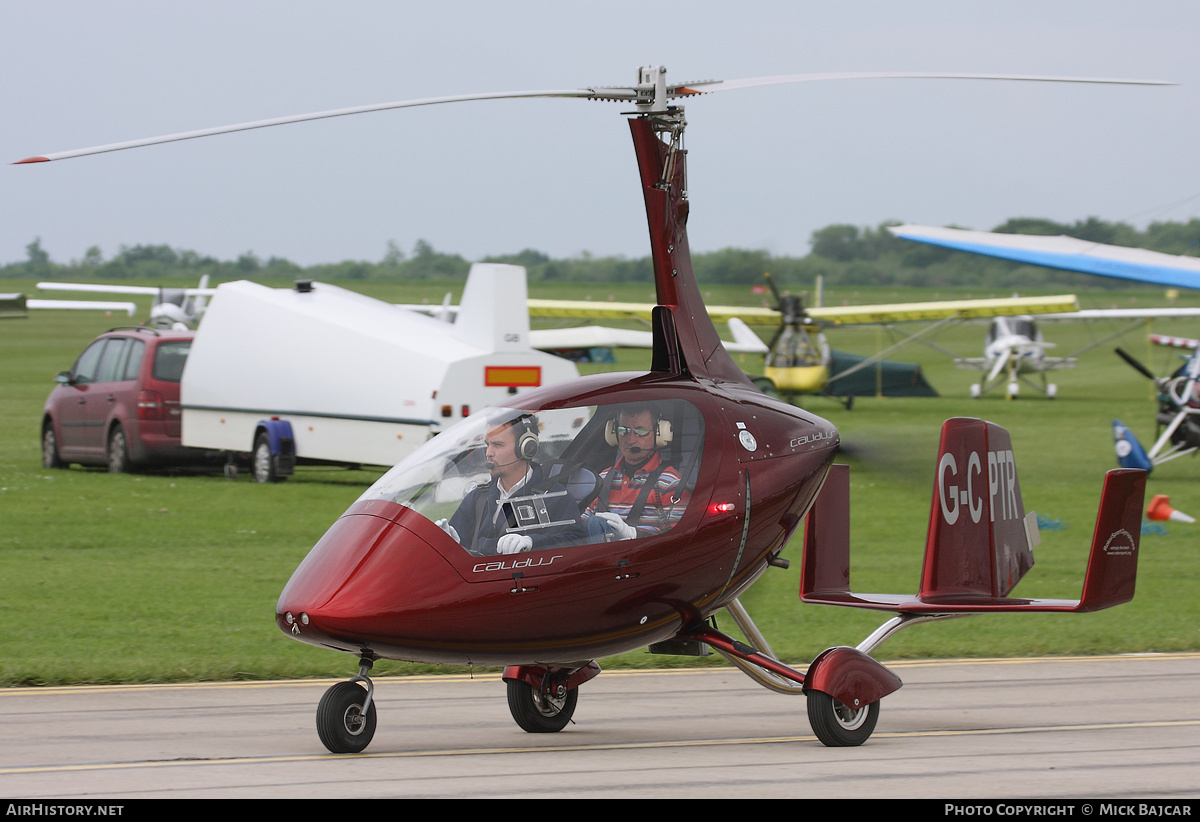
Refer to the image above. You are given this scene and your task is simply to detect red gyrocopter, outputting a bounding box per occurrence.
[19,66,1158,752]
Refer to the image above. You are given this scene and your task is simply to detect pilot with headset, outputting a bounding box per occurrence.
[583,403,688,542]
[436,414,582,556]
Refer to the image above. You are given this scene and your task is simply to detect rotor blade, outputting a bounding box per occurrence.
[14,88,598,163]
[1115,347,1158,381]
[677,72,1174,97]
[15,70,1173,164]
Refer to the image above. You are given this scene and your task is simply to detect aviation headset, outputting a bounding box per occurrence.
[511,414,540,461]
[604,406,674,450]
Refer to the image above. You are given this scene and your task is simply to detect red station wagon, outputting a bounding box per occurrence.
[42,327,198,472]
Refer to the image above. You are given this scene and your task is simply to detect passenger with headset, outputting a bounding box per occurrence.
[437,414,583,556]
[583,403,688,542]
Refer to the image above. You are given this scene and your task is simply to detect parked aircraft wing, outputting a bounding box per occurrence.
[805,294,1079,325]
[528,298,777,325]
[4,291,135,315]
[1035,307,1200,321]
[954,357,988,370]
[889,225,1200,290]
[529,320,767,354]
[37,282,217,297]
[24,297,137,314]
[528,294,1079,327]
[1151,333,1200,349]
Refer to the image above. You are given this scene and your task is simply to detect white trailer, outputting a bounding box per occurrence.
[179,263,579,480]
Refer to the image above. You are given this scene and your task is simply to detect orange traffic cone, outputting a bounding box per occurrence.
[1147,494,1196,524]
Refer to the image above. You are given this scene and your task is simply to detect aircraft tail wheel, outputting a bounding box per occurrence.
[316,681,377,753]
[506,678,578,733]
[806,690,879,747]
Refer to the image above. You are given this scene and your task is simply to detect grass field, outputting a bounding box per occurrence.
[1,276,1198,685]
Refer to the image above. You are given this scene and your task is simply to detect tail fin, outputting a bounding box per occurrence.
[1074,468,1145,611]
[454,263,532,353]
[800,464,851,601]
[922,417,1034,600]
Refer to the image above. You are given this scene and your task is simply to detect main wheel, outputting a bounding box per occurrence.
[42,424,65,469]
[506,679,577,733]
[316,682,377,754]
[107,425,130,473]
[806,690,879,747]
[252,432,283,483]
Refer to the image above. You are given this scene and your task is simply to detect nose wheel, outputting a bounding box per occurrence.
[317,661,377,753]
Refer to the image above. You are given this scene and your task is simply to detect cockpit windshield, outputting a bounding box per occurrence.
[359,400,704,557]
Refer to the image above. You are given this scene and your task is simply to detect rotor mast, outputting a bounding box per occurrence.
[628,66,752,387]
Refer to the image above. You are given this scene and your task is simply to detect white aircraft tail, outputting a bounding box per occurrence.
[187,274,211,319]
[453,263,533,352]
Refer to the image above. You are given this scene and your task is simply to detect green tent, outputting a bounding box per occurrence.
[824,349,938,398]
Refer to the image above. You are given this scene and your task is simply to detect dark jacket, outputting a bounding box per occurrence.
[448,463,584,556]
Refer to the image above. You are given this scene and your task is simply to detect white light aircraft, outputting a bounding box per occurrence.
[959,315,1074,399]
[36,276,216,328]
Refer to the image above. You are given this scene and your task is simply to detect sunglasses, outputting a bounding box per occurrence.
[615,425,653,437]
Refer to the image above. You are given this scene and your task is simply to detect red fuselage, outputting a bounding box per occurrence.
[276,374,837,665]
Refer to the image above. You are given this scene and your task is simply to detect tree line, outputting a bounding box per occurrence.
[7,216,1199,290]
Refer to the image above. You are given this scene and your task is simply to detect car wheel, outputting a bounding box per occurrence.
[253,432,285,483]
[107,425,130,473]
[42,423,65,469]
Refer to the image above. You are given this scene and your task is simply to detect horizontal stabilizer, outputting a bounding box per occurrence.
[801,418,1145,614]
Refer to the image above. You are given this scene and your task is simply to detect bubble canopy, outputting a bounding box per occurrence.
[358,402,703,556]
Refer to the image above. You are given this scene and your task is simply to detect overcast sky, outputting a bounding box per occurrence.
[2,1,1196,269]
